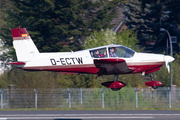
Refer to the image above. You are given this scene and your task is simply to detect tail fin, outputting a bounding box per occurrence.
[11,27,39,62]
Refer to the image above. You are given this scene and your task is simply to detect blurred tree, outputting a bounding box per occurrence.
[0,0,125,62]
[0,68,101,88]
[124,0,180,44]
[83,28,139,50]
[162,0,180,26]
[124,0,166,43]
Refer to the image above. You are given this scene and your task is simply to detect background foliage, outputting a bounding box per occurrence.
[0,0,179,88]
[83,28,138,50]
[124,0,180,43]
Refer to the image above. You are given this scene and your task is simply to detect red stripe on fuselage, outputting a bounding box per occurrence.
[19,64,99,74]
[18,61,164,75]
[127,62,164,73]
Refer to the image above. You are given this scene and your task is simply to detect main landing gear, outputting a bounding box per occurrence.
[101,74,126,91]
[101,73,162,91]
[145,73,162,89]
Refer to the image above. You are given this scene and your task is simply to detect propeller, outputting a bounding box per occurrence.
[164,55,175,73]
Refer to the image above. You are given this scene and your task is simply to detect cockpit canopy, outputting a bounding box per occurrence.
[89,45,135,58]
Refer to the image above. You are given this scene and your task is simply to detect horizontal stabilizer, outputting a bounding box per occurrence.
[9,62,26,65]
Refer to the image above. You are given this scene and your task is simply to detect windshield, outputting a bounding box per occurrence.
[108,46,135,58]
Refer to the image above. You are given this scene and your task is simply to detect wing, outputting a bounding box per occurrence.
[94,58,133,75]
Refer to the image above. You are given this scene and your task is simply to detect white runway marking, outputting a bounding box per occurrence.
[0,114,180,116]
[0,116,154,119]
[1,113,180,119]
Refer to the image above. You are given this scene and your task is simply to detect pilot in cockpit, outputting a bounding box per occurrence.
[109,48,117,57]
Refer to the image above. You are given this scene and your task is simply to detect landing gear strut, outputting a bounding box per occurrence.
[114,74,118,81]
[111,75,121,91]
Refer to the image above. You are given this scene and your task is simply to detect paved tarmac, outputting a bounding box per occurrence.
[0,110,180,120]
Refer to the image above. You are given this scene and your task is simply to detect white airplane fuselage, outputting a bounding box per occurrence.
[14,46,172,75]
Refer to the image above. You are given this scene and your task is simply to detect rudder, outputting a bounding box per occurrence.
[11,27,39,62]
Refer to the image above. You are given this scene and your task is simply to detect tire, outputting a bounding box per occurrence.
[111,88,121,91]
[152,86,158,89]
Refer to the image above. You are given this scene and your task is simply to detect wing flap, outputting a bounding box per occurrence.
[94,58,133,75]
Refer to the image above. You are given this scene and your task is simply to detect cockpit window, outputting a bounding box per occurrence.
[90,48,107,58]
[108,46,135,58]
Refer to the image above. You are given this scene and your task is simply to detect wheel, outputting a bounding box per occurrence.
[152,86,158,89]
[111,88,121,91]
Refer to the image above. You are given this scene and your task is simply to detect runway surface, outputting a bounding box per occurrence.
[0,110,180,120]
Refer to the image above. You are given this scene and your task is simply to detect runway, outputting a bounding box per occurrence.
[0,110,180,120]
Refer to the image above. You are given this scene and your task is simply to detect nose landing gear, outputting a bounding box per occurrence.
[145,73,162,89]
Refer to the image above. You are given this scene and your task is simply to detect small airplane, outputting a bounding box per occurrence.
[9,27,175,91]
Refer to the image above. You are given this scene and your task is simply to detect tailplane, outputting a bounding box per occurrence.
[11,27,39,62]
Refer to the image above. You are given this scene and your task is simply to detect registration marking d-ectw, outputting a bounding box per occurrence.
[50,57,83,65]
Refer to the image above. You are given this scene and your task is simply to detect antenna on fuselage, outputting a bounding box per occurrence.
[62,42,73,52]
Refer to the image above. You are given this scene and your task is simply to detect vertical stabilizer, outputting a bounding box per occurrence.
[11,27,39,62]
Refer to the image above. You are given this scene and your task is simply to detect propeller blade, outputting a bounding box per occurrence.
[165,61,170,73]
[164,55,175,73]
